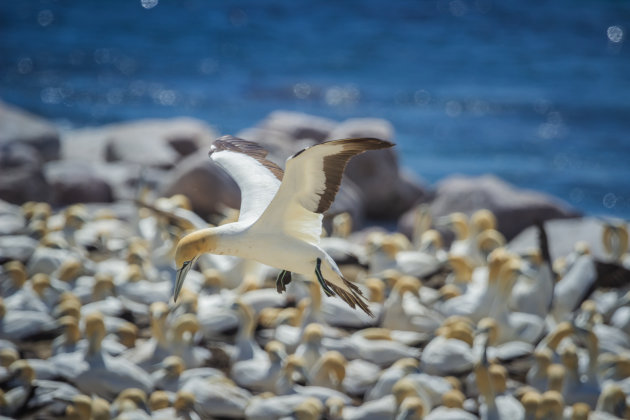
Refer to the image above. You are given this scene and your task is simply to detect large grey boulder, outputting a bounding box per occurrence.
[430,174,580,240]
[258,111,337,142]
[62,117,217,168]
[44,160,114,205]
[0,142,51,204]
[327,118,427,219]
[0,100,60,161]
[160,150,241,219]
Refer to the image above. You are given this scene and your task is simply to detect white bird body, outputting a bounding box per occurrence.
[425,406,477,420]
[550,254,596,323]
[174,137,394,316]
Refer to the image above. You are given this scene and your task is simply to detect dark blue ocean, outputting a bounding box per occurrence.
[1,0,629,219]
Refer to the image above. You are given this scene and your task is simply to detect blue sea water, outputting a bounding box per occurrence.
[1,0,629,219]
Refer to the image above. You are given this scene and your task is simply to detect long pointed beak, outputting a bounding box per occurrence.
[173,261,193,302]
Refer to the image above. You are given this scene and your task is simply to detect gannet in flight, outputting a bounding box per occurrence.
[173,136,394,316]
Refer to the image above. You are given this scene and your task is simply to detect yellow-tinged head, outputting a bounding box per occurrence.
[173,229,218,301]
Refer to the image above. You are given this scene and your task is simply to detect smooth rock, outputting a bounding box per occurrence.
[328,118,426,219]
[430,174,580,240]
[259,110,338,142]
[236,126,315,164]
[0,142,51,204]
[160,149,241,219]
[44,160,114,205]
[62,117,217,168]
[327,117,394,144]
[508,217,627,262]
[0,235,37,263]
[0,100,60,161]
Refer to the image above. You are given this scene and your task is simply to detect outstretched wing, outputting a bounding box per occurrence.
[252,137,394,243]
[209,136,284,225]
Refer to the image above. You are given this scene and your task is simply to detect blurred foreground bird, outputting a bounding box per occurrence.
[173,136,394,316]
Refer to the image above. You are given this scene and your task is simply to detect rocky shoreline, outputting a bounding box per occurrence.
[1,100,578,241]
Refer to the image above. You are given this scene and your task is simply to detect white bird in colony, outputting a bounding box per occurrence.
[488,257,545,344]
[344,377,422,420]
[549,244,597,324]
[341,358,382,397]
[593,383,628,420]
[0,297,59,343]
[181,377,252,418]
[309,351,346,390]
[151,355,224,394]
[602,221,629,266]
[439,210,497,266]
[364,357,419,401]
[560,344,600,407]
[381,275,443,334]
[509,248,554,318]
[230,299,266,364]
[1,359,81,418]
[294,323,326,370]
[420,323,475,376]
[61,312,154,400]
[168,313,212,369]
[173,136,394,316]
[438,248,508,322]
[424,389,477,420]
[122,302,172,371]
[232,340,285,393]
[151,390,201,420]
[475,359,525,420]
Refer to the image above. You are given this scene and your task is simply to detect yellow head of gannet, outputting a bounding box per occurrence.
[116,322,138,349]
[64,394,92,420]
[84,312,106,355]
[540,391,564,420]
[172,136,393,317]
[547,364,565,393]
[596,383,627,418]
[442,389,465,408]
[149,390,170,411]
[0,348,18,368]
[294,397,324,420]
[520,390,542,418]
[4,261,26,289]
[571,402,590,420]
[91,397,110,420]
[602,222,629,261]
[173,390,195,412]
[439,212,469,240]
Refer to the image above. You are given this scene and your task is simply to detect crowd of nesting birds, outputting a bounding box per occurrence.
[1,196,630,420]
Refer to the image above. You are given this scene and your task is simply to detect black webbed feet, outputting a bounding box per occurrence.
[315,258,335,297]
[276,270,292,294]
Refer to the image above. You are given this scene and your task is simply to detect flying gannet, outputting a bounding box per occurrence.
[173,136,394,316]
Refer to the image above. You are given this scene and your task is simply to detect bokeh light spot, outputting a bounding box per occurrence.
[603,193,618,209]
[17,57,33,74]
[37,10,54,27]
[607,26,623,43]
[141,0,159,9]
[293,83,312,99]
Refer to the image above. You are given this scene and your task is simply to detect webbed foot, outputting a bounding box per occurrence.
[276,270,292,293]
[315,258,335,297]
